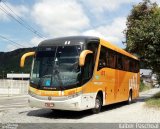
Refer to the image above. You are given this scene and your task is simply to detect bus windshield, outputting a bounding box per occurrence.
[30,45,82,90]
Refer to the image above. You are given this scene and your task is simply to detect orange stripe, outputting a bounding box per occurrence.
[29,86,82,96]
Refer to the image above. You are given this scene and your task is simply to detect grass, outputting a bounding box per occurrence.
[146,92,160,108]
[139,81,151,92]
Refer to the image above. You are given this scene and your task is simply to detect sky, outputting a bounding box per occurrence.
[0,0,160,52]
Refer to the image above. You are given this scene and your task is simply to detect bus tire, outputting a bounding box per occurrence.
[92,95,102,114]
[127,90,132,104]
[51,109,58,113]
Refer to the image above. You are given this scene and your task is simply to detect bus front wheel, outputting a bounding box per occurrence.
[92,95,102,114]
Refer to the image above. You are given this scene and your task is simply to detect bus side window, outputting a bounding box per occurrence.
[117,54,123,70]
[82,54,94,83]
[135,61,139,73]
[98,46,107,70]
[129,59,135,72]
[123,57,129,71]
[107,50,116,68]
[87,43,98,63]
[82,42,98,84]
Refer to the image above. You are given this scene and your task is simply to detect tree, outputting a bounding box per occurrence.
[125,0,160,84]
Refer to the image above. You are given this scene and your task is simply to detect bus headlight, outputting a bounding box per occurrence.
[68,91,82,99]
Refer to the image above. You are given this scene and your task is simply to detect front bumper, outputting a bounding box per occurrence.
[28,95,84,111]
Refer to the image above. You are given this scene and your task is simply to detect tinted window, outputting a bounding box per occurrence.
[106,49,116,68]
[87,42,98,63]
[98,46,107,70]
[97,45,139,73]
[123,57,130,71]
[117,54,123,70]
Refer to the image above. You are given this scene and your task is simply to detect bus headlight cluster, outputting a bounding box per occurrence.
[67,91,82,99]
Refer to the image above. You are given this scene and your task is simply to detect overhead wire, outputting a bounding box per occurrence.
[0,0,46,39]
[0,0,44,48]
[0,34,27,48]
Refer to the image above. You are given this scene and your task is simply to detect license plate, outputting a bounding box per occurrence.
[45,103,54,107]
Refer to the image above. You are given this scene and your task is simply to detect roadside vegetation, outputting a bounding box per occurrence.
[139,80,151,92]
[146,92,160,108]
[125,0,160,86]
[0,47,35,79]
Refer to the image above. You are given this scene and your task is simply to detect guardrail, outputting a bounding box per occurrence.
[0,79,29,96]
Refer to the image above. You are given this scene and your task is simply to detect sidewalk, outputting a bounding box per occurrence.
[140,87,160,96]
[0,94,29,100]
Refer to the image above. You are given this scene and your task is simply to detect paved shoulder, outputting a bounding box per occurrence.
[0,88,160,123]
[0,95,29,111]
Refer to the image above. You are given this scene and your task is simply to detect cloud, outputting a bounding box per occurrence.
[80,0,132,13]
[30,37,44,46]
[32,0,90,37]
[31,0,127,48]
[0,2,29,21]
[83,17,126,48]
[2,0,128,50]
[5,44,20,52]
[0,8,8,21]
[149,0,160,5]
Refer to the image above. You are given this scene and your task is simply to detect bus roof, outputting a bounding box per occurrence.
[38,36,99,47]
[100,38,139,60]
[38,36,138,60]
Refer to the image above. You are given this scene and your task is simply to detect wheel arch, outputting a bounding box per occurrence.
[129,88,133,96]
[96,90,103,105]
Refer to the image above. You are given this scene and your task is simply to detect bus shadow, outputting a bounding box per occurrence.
[27,102,132,119]
[101,102,129,112]
[25,91,155,119]
[27,108,92,119]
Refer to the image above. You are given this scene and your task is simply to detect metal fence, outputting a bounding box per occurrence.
[0,79,29,96]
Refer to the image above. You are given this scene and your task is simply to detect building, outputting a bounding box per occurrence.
[140,69,152,86]
[7,73,30,80]
[140,69,159,87]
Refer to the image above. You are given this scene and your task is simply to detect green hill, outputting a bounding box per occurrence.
[0,47,36,78]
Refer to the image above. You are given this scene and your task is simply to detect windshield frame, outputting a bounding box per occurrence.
[30,44,84,91]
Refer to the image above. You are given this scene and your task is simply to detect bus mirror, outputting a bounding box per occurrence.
[20,52,35,68]
[79,50,93,66]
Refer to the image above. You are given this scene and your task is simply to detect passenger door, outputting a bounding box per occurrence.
[95,46,115,105]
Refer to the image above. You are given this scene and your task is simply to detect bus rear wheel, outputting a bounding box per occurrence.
[92,95,102,114]
[127,90,132,104]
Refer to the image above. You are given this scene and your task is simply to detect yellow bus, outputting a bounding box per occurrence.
[20,36,140,113]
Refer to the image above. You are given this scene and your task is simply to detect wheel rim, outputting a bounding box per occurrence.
[129,92,132,103]
[92,96,102,113]
[129,96,131,102]
[95,99,100,109]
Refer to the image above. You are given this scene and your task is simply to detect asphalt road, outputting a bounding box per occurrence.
[0,88,160,129]
[0,95,28,111]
